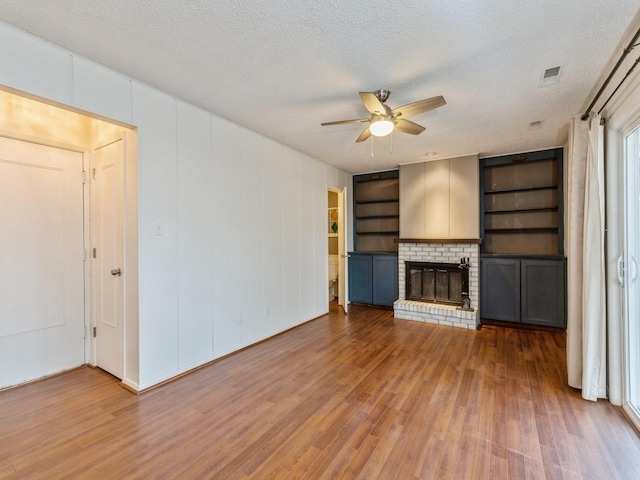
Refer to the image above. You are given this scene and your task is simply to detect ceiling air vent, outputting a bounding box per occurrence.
[539,66,561,86]
[544,66,561,78]
[529,120,543,130]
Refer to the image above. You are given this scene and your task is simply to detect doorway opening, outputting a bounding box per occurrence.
[328,188,347,313]
[0,88,137,388]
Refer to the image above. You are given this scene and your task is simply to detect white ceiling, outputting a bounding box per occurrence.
[0,1,637,173]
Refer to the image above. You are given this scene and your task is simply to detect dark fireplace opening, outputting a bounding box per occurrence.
[406,259,471,308]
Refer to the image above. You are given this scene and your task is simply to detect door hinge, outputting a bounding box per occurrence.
[83,249,87,261]
[82,171,87,184]
[92,168,96,180]
[92,247,96,259]
[93,327,97,338]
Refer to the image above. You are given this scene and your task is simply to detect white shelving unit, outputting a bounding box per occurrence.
[328,207,339,237]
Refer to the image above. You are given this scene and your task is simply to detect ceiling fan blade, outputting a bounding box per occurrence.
[392,96,446,118]
[355,127,371,143]
[321,118,369,126]
[359,92,386,115]
[395,119,426,135]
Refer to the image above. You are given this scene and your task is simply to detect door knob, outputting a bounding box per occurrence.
[110,268,122,276]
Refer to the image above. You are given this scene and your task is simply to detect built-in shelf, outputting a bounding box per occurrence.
[485,206,558,214]
[484,184,558,194]
[355,199,399,205]
[356,231,400,236]
[481,149,563,256]
[354,170,400,253]
[484,227,558,233]
[328,206,339,256]
[356,214,399,220]
[328,207,339,234]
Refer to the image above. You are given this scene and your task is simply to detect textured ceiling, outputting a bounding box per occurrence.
[0,1,637,173]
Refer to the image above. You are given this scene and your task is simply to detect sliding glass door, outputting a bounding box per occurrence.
[623,125,640,430]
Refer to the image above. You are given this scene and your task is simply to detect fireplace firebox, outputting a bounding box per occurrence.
[405,258,471,308]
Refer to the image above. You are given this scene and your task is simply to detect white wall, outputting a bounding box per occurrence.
[0,21,350,390]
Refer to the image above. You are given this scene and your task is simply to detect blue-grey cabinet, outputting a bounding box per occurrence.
[481,257,566,328]
[349,253,373,304]
[521,259,566,327]
[348,252,398,307]
[480,258,520,322]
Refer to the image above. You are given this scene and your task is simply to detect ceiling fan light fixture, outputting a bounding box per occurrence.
[370,117,394,137]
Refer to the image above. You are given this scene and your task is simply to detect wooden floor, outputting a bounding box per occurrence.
[1,304,639,479]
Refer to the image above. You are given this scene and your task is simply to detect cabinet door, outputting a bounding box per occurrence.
[423,159,450,238]
[349,254,372,304]
[521,259,566,328]
[480,258,520,322]
[372,255,398,306]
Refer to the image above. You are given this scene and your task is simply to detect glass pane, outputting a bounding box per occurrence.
[423,269,435,301]
[435,270,449,301]
[624,125,640,431]
[409,269,422,299]
[449,271,462,303]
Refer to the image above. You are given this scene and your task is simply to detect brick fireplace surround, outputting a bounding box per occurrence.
[394,240,480,329]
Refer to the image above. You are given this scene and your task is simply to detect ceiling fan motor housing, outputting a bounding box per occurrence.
[374,89,391,103]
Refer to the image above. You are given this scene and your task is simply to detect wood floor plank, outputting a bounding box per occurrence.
[1,303,638,479]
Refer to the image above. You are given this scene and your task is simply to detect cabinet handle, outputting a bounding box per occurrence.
[111,268,122,276]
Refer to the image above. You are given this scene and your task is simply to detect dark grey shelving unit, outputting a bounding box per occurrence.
[349,170,399,307]
[480,149,566,328]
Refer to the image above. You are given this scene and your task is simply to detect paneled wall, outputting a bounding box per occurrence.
[0,21,350,390]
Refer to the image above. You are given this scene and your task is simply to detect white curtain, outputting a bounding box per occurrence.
[567,114,607,400]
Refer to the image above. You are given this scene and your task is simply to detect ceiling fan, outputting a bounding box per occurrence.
[321,89,446,143]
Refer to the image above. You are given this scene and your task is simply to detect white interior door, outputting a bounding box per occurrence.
[93,138,124,379]
[338,188,348,313]
[623,125,640,430]
[0,136,85,388]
